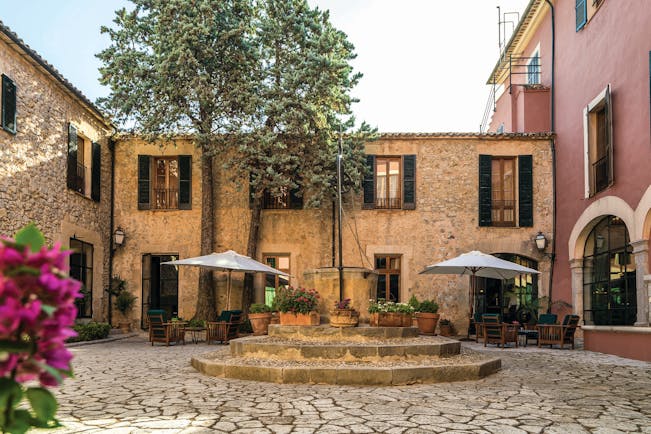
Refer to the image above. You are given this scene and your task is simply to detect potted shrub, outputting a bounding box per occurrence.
[368,299,415,327]
[408,295,420,327]
[415,299,440,335]
[438,318,453,337]
[249,303,273,335]
[329,298,359,328]
[275,286,320,326]
[115,287,137,333]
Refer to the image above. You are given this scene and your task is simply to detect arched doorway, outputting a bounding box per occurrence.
[583,216,636,325]
[475,254,538,322]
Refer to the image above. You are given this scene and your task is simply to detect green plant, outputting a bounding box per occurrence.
[408,295,420,311]
[250,303,271,314]
[516,296,572,324]
[115,290,137,316]
[67,322,111,343]
[187,318,205,328]
[417,300,439,313]
[368,299,415,314]
[274,287,320,314]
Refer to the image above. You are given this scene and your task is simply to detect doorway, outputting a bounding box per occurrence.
[141,254,179,328]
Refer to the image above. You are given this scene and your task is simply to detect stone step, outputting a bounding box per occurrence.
[267,324,419,341]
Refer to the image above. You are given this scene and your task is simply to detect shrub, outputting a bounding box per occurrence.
[68,322,111,343]
[274,287,320,314]
[417,300,439,313]
[368,299,415,314]
[187,318,205,328]
[250,303,271,314]
[408,295,420,311]
[115,290,137,315]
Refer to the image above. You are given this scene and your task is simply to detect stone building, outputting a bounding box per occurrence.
[0,21,114,322]
[484,0,651,361]
[112,133,554,334]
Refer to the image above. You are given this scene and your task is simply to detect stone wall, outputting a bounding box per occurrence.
[0,34,113,322]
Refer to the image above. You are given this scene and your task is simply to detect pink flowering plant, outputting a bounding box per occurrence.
[333,298,352,310]
[274,286,320,314]
[0,224,82,433]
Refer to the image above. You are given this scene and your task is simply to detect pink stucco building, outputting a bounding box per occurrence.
[485,0,651,361]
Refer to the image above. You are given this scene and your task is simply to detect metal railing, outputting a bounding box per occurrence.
[263,191,289,209]
[480,84,497,133]
[375,197,401,209]
[153,188,179,209]
[73,162,86,194]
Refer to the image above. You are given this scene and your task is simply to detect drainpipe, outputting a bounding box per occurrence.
[108,136,116,326]
[545,0,556,312]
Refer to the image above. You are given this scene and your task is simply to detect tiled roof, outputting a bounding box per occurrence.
[379,131,553,139]
[0,20,113,128]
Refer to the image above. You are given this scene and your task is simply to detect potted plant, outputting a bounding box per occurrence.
[408,295,420,327]
[275,286,320,326]
[368,299,415,327]
[114,280,137,333]
[329,298,359,328]
[415,299,440,335]
[438,318,453,337]
[249,303,273,335]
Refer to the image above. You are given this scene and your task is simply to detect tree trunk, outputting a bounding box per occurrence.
[243,195,263,313]
[193,150,218,321]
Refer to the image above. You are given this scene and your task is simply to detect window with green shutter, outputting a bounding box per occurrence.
[137,155,151,209]
[1,74,16,134]
[362,155,375,209]
[402,155,416,210]
[138,155,192,210]
[518,155,533,227]
[478,155,492,226]
[362,154,416,210]
[576,0,587,31]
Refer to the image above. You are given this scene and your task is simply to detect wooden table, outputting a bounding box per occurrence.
[185,327,205,344]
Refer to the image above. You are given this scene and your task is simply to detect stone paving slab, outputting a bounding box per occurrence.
[45,335,651,433]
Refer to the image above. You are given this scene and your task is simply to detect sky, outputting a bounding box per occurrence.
[0,0,529,133]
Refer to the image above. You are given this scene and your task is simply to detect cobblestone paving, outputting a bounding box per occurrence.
[51,335,651,433]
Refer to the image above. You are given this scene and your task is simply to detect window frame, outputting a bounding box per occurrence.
[70,238,93,319]
[576,0,587,31]
[491,156,516,227]
[263,254,291,307]
[1,74,16,134]
[375,254,401,302]
[152,156,180,210]
[526,48,541,85]
[583,84,613,198]
[374,156,402,209]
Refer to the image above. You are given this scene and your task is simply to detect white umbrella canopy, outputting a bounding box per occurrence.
[419,250,540,337]
[162,250,289,309]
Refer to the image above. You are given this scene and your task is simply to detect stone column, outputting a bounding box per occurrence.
[569,258,584,320]
[631,240,649,326]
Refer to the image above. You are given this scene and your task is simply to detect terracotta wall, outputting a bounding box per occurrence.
[583,329,651,362]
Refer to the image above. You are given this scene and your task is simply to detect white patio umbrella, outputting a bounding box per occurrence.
[419,250,540,336]
[162,250,289,309]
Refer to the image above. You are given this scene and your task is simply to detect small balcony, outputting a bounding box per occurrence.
[153,188,179,209]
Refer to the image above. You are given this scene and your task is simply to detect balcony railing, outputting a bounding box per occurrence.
[263,191,289,209]
[375,197,401,209]
[492,200,515,226]
[592,156,609,193]
[153,188,179,209]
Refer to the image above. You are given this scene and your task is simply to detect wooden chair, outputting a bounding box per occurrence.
[476,313,499,343]
[482,314,518,349]
[206,311,243,344]
[521,313,557,346]
[537,314,580,349]
[147,310,185,346]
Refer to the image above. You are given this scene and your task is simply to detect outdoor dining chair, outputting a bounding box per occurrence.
[147,309,185,346]
[537,314,580,349]
[482,314,518,349]
[206,311,243,344]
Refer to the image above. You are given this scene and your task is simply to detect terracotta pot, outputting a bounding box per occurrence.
[329,309,359,328]
[118,321,131,334]
[270,312,280,324]
[370,312,411,327]
[249,312,273,335]
[439,324,452,337]
[416,312,440,335]
[279,311,320,326]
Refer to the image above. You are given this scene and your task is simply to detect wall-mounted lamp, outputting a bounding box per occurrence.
[113,227,125,249]
[534,231,547,252]
[596,234,605,250]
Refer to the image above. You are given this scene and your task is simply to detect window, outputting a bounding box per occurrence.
[375,255,400,302]
[66,123,101,201]
[478,155,533,227]
[527,51,541,85]
[1,74,16,134]
[583,216,636,326]
[262,187,303,209]
[576,0,587,31]
[363,155,416,210]
[138,155,191,210]
[70,238,93,318]
[264,254,290,307]
[583,85,613,197]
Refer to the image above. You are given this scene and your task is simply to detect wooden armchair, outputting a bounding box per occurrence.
[207,311,243,344]
[537,314,580,349]
[147,310,185,346]
[482,314,518,349]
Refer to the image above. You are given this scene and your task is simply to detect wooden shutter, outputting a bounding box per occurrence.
[66,123,78,191]
[137,155,151,210]
[605,84,614,186]
[362,155,375,209]
[178,155,192,210]
[575,0,587,31]
[91,142,101,202]
[518,155,533,227]
[289,185,303,209]
[402,155,416,210]
[478,155,492,227]
[1,75,16,133]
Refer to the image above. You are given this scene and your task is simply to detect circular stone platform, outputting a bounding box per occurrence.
[191,325,501,386]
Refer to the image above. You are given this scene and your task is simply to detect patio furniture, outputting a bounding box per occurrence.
[207,311,243,344]
[185,326,206,344]
[147,310,186,346]
[537,314,580,349]
[475,313,500,343]
[482,314,518,349]
[519,313,557,346]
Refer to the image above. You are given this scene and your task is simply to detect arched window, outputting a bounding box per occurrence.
[583,216,636,325]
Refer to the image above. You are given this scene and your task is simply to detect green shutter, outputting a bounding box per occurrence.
[289,185,303,209]
[402,155,416,210]
[362,155,375,209]
[1,75,16,134]
[91,142,101,202]
[138,155,150,210]
[178,155,191,209]
[518,155,533,227]
[66,123,78,191]
[478,155,492,227]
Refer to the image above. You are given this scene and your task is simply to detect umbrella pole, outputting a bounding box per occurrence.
[227,270,232,311]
